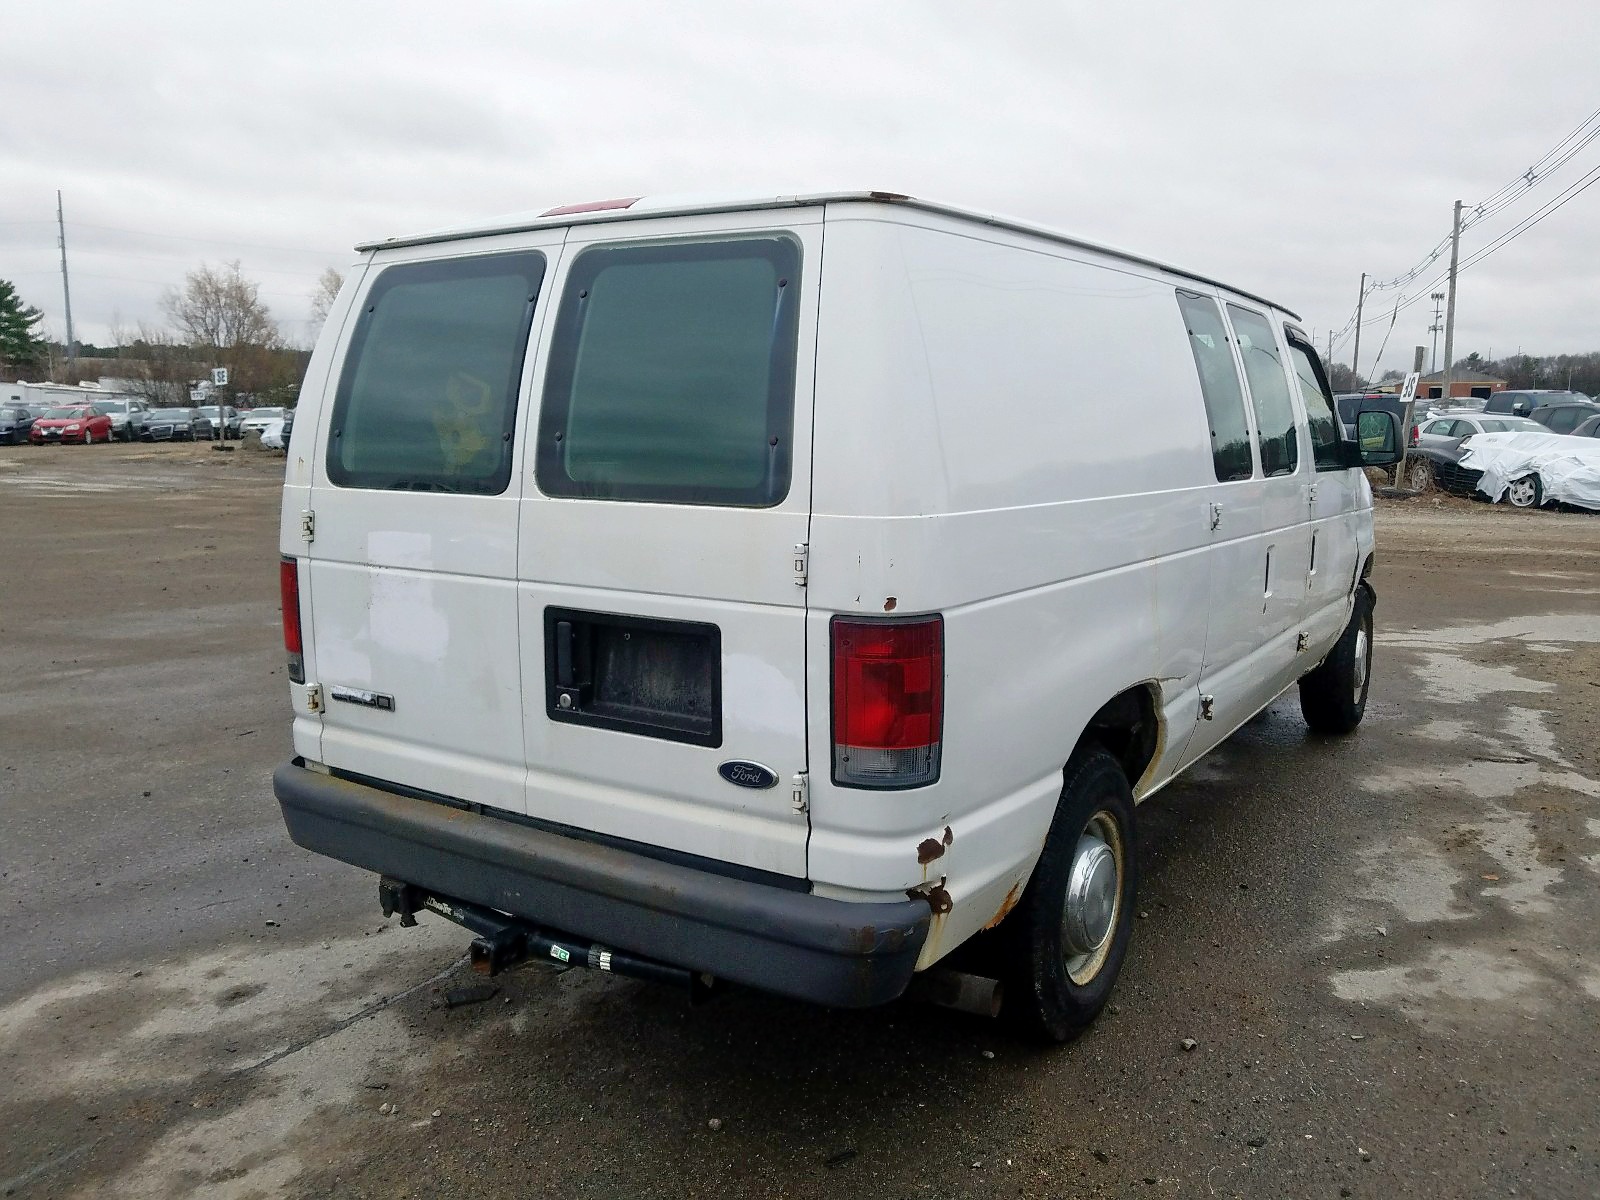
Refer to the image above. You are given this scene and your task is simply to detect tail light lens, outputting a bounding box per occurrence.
[1409,425,1419,446]
[280,556,305,684]
[831,616,943,789]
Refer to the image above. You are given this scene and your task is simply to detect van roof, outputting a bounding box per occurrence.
[356,190,1298,318]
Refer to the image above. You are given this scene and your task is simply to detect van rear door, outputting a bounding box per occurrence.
[303,236,560,814]
[516,212,821,879]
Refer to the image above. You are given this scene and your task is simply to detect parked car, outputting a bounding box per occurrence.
[239,407,288,439]
[142,407,203,442]
[1335,393,1415,441]
[90,398,151,442]
[29,405,114,445]
[1570,414,1600,438]
[1482,389,1591,417]
[1414,413,1544,453]
[260,412,294,450]
[1527,399,1600,435]
[0,405,36,445]
[197,405,243,439]
[1458,431,1600,510]
[272,189,1403,1042]
[1405,436,1482,496]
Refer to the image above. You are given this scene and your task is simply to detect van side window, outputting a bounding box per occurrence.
[536,236,801,507]
[1225,305,1299,477]
[1285,339,1342,470]
[1174,291,1253,482]
[326,252,545,495]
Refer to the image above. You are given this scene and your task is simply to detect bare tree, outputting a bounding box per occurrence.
[307,267,345,343]
[119,323,201,405]
[162,261,283,392]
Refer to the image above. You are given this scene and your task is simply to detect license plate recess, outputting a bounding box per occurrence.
[544,607,721,747]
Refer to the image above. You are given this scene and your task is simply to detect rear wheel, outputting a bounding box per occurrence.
[1505,474,1542,508]
[1299,582,1374,735]
[999,745,1136,1043]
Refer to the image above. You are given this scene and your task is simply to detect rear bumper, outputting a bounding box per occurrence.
[273,760,931,1008]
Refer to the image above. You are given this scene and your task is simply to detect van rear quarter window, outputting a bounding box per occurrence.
[326,252,545,494]
[535,236,801,507]
[1226,304,1300,477]
[1175,290,1253,482]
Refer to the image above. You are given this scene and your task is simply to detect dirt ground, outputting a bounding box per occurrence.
[2,443,1597,1199]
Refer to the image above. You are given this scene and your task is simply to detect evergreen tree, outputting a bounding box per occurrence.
[0,280,45,376]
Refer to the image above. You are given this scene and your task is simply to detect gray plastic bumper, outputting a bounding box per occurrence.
[273,760,930,1008]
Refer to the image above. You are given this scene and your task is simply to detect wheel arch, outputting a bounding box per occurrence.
[1079,682,1162,797]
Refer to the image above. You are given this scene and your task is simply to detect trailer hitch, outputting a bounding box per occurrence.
[377,876,720,1003]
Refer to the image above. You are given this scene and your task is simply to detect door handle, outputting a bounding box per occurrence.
[1263,546,1274,612]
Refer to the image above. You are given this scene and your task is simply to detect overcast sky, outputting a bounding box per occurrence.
[5,0,1598,378]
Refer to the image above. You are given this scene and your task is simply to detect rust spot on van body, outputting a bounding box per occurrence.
[916,825,954,866]
[883,596,897,612]
[983,882,1023,930]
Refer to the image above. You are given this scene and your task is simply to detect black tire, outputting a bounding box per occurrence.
[1504,474,1542,508]
[1299,582,1375,735]
[999,745,1137,1043]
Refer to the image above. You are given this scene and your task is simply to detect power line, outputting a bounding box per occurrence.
[1346,159,1600,337]
[1363,106,1600,294]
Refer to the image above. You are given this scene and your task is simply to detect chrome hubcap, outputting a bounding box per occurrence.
[1353,625,1369,701]
[1061,811,1125,984]
[1508,478,1536,506]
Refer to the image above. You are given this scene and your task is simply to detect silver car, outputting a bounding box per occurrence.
[1414,413,1544,452]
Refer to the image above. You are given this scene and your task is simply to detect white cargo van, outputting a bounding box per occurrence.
[274,191,1401,1040]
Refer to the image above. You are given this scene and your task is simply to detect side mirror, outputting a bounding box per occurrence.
[1353,410,1401,467]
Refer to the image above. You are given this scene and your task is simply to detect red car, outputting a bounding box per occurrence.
[29,405,114,445]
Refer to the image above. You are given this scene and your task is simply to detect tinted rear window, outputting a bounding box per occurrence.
[536,236,801,506]
[327,252,545,494]
[1175,291,1253,482]
[1227,304,1299,477]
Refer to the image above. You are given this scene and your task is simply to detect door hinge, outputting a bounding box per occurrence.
[1208,502,1223,531]
[1308,481,1320,503]
[305,684,323,713]
[300,509,316,543]
[791,772,809,814]
[792,542,809,588]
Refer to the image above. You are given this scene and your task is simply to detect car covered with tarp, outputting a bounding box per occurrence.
[1459,432,1600,511]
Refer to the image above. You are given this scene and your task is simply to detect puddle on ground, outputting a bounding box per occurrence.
[1326,611,1598,1029]
[1329,945,1547,1028]
[0,920,464,1198]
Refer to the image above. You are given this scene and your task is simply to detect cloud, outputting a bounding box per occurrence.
[4,0,1598,361]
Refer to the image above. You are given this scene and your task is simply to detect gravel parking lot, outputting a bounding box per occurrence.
[2,444,1597,1199]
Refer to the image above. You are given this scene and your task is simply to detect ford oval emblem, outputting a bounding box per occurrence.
[718,760,779,790]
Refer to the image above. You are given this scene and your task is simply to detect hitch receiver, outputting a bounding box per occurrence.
[377,876,721,1002]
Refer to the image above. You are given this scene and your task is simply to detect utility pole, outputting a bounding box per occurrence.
[1351,273,1367,390]
[1326,330,1334,371]
[56,190,77,375]
[1428,292,1446,374]
[1441,199,1463,400]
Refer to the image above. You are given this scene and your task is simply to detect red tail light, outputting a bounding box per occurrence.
[831,616,943,789]
[280,556,305,684]
[1409,425,1419,446]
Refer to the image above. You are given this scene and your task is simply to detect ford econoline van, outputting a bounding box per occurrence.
[273,191,1401,1041]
